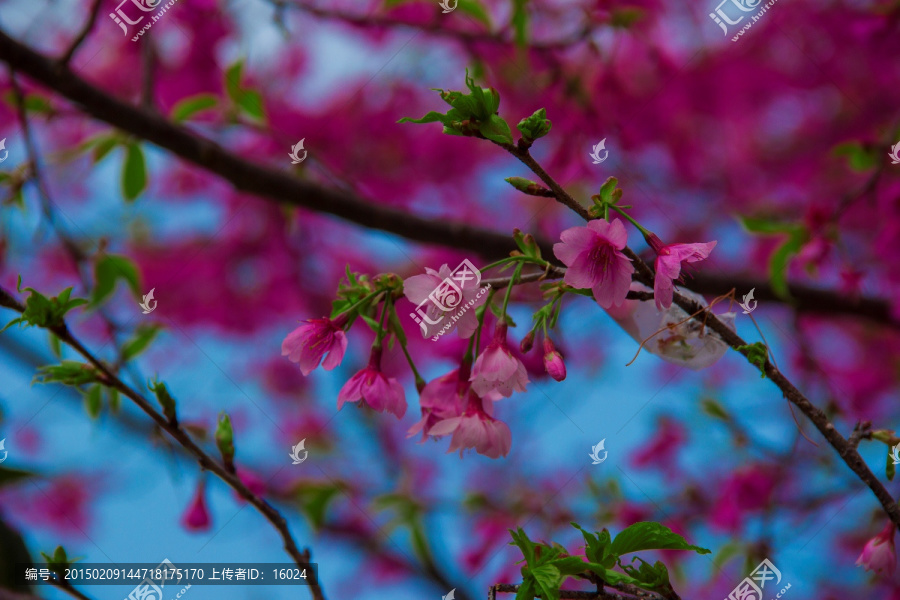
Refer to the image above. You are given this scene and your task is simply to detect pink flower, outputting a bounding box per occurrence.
[181,480,211,531]
[407,368,468,440]
[338,346,407,419]
[281,314,348,376]
[553,218,634,309]
[542,338,566,381]
[470,323,529,398]
[404,262,488,339]
[428,392,512,459]
[856,521,897,576]
[646,233,716,310]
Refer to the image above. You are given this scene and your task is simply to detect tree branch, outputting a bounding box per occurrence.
[0,29,895,327]
[0,287,328,600]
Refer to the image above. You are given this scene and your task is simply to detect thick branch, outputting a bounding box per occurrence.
[0,29,894,327]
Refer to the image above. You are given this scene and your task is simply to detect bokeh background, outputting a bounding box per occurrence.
[0,0,899,598]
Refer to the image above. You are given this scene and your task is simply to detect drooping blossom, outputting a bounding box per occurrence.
[428,392,512,459]
[403,262,488,339]
[407,368,468,440]
[542,338,566,381]
[856,521,897,576]
[338,346,407,419]
[470,323,529,398]
[281,313,349,376]
[233,468,267,504]
[181,479,211,531]
[553,218,634,309]
[645,233,717,311]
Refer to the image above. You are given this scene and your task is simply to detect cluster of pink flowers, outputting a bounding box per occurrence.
[554,217,716,311]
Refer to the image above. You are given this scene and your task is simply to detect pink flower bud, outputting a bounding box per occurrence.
[542,338,566,382]
[520,331,535,353]
[181,480,211,531]
[856,521,897,577]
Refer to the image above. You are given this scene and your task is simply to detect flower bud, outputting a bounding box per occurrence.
[520,331,535,353]
[542,338,566,381]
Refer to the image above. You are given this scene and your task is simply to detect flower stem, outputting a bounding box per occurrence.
[610,205,651,237]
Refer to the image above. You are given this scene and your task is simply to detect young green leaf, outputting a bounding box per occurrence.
[90,254,142,308]
[2,284,87,332]
[517,108,552,142]
[170,94,219,122]
[215,412,235,468]
[148,378,177,423]
[34,361,99,386]
[83,385,102,419]
[736,342,768,378]
[121,142,147,202]
[505,176,553,197]
[511,0,529,45]
[236,89,265,121]
[479,114,514,145]
[610,521,711,556]
[92,136,120,164]
[121,323,162,361]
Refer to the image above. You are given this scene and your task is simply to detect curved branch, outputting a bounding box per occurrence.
[0,28,894,329]
[0,288,328,600]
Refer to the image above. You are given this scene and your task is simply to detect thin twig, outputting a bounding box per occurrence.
[0,287,328,600]
[58,0,104,66]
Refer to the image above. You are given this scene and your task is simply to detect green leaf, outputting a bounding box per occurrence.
[769,230,806,300]
[224,61,244,102]
[107,387,120,413]
[148,378,177,422]
[735,342,768,378]
[83,385,102,419]
[887,447,896,482]
[397,111,453,126]
[833,141,878,172]
[479,114,513,145]
[610,7,644,28]
[121,142,147,202]
[90,255,142,308]
[509,527,538,565]
[513,577,536,600]
[35,361,99,386]
[620,557,673,592]
[48,331,62,359]
[121,324,162,361]
[610,522,711,556]
[739,216,797,235]
[529,563,561,600]
[511,0,529,45]
[236,89,265,120]
[170,94,219,122]
[571,523,615,568]
[2,284,87,332]
[517,108,552,142]
[215,411,235,463]
[92,136,119,164]
[297,484,341,531]
[456,0,492,27]
[700,398,730,421]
